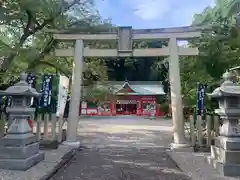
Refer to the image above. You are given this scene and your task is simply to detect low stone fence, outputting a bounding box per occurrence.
[33,113,66,142]
[0,113,66,143]
[185,114,222,151]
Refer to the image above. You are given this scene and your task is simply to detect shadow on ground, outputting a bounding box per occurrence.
[51,118,191,180]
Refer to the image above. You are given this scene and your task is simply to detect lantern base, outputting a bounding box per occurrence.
[214,136,240,150]
[0,151,44,170]
[1,133,37,146]
[207,156,240,177]
[208,136,240,176]
[0,142,40,159]
[0,124,44,170]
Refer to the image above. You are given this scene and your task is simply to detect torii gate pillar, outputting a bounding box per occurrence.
[63,40,84,147]
[169,38,187,148]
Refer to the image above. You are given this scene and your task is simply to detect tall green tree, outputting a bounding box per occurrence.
[193,0,240,25]
[181,0,240,107]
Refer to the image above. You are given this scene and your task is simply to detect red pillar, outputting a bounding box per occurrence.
[110,102,116,116]
[136,100,142,116]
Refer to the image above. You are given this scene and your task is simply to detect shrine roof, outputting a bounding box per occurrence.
[109,81,165,95]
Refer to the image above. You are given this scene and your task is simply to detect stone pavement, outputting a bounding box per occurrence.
[50,117,191,180]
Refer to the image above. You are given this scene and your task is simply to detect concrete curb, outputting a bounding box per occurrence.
[39,147,80,180]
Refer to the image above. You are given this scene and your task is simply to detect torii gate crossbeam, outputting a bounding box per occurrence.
[51,26,204,149]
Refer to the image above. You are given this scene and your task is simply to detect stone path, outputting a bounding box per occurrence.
[51,117,191,180]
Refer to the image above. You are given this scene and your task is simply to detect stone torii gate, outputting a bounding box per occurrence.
[52,26,204,148]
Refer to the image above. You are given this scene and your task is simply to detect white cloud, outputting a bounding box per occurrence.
[210,0,216,7]
[122,0,171,20]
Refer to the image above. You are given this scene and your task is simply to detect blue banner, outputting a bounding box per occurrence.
[196,83,205,116]
[39,74,53,108]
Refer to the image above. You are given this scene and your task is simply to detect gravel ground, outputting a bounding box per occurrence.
[50,117,191,180]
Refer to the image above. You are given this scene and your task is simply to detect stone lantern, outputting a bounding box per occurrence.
[208,71,240,176]
[0,72,44,170]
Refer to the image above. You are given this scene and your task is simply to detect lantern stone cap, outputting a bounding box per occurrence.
[208,71,240,98]
[0,72,41,97]
[222,70,236,81]
[208,86,240,98]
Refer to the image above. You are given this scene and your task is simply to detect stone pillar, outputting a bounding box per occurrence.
[168,38,188,149]
[63,39,83,147]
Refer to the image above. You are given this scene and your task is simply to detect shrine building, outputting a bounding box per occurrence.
[80,81,166,117]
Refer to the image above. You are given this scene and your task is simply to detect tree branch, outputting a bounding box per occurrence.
[35,0,82,31]
[27,37,58,70]
[62,57,72,66]
[33,60,70,78]
[2,0,82,72]
[1,9,34,71]
[20,10,33,44]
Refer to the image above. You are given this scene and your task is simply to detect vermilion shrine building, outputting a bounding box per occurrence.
[80,81,165,116]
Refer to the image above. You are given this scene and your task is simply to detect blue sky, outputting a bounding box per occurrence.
[96,0,215,29]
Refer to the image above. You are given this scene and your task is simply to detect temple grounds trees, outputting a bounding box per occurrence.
[0,0,109,85]
[181,0,240,107]
[1,0,240,114]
